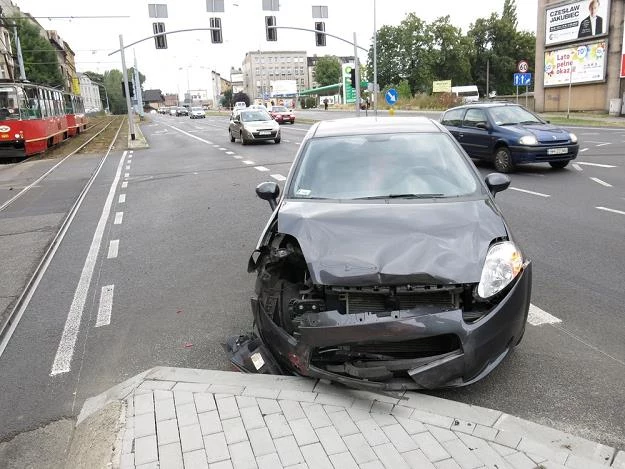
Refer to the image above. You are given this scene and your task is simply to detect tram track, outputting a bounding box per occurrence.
[0,117,125,353]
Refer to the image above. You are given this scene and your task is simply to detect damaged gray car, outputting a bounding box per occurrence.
[234,117,532,391]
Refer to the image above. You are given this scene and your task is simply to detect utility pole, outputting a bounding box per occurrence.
[13,25,26,81]
[373,0,378,116]
[133,52,144,117]
[354,32,360,116]
[119,34,135,140]
[486,59,490,99]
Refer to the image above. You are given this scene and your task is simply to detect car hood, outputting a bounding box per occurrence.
[243,120,279,130]
[505,123,571,143]
[277,198,508,286]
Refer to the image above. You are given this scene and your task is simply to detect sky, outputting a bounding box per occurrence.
[12,0,538,96]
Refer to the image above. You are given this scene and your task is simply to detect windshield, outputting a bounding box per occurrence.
[490,105,543,125]
[0,86,19,120]
[272,106,288,112]
[289,133,479,200]
[241,110,271,122]
[191,107,203,111]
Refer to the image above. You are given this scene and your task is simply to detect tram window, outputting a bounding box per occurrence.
[38,88,47,118]
[0,86,19,120]
[24,87,42,119]
[53,91,62,116]
[64,94,73,114]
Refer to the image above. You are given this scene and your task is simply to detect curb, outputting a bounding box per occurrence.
[127,120,149,150]
[77,367,622,468]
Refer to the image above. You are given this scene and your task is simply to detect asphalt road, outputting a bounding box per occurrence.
[0,114,623,450]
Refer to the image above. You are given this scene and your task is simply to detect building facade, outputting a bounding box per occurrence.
[164,93,179,106]
[77,73,102,112]
[535,0,624,112]
[47,30,76,93]
[242,50,309,101]
[0,0,16,80]
[184,89,210,106]
[230,68,244,94]
[306,55,353,89]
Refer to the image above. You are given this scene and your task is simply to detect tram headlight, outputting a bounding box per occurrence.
[14,133,21,139]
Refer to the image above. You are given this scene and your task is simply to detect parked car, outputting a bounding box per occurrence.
[229,109,281,145]
[190,107,206,119]
[176,107,189,117]
[169,108,178,116]
[269,105,295,124]
[229,117,532,391]
[440,103,579,172]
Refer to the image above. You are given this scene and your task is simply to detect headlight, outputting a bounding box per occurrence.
[477,241,524,299]
[569,133,578,143]
[519,135,537,145]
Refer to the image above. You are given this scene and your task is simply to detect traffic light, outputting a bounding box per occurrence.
[349,68,356,88]
[210,17,223,43]
[314,22,326,46]
[153,22,167,49]
[121,81,135,98]
[265,16,277,41]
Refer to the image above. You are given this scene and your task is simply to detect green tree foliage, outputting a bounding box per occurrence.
[103,69,126,115]
[127,67,147,87]
[221,87,233,108]
[232,91,250,106]
[368,0,535,98]
[12,18,63,87]
[313,56,341,87]
[397,80,412,100]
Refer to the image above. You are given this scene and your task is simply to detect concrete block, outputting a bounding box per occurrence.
[440,438,483,469]
[240,405,265,431]
[217,396,240,420]
[183,448,209,469]
[411,431,450,463]
[172,382,210,393]
[134,412,156,438]
[274,435,305,466]
[402,393,502,427]
[176,402,200,428]
[382,423,419,452]
[229,440,256,469]
[158,442,183,469]
[257,398,282,416]
[278,400,305,420]
[328,451,359,469]
[341,433,378,465]
[302,403,332,429]
[327,410,359,436]
[316,425,348,455]
[248,427,276,457]
[402,449,437,469]
[134,434,158,466]
[289,418,319,446]
[155,396,176,422]
[235,395,258,409]
[157,418,180,446]
[180,423,204,453]
[300,442,333,469]
[195,393,217,413]
[199,410,223,436]
[134,392,155,416]
[265,413,293,439]
[204,432,230,464]
[256,452,283,469]
[222,417,248,445]
[278,390,318,403]
[372,442,410,469]
[355,419,390,446]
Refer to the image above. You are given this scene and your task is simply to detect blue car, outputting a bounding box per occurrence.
[440,103,579,172]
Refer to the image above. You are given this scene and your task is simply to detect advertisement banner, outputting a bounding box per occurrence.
[432,80,452,92]
[271,80,297,96]
[621,12,625,77]
[342,63,356,104]
[544,41,606,86]
[545,0,609,46]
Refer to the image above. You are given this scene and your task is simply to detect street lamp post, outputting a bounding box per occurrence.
[119,34,135,140]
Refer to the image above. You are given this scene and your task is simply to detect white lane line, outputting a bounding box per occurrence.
[596,206,625,215]
[166,125,216,146]
[218,147,227,150]
[295,142,301,145]
[271,174,287,181]
[590,177,612,187]
[107,239,119,259]
[509,187,550,198]
[527,304,562,326]
[125,165,130,170]
[124,172,129,178]
[114,212,124,224]
[206,141,213,144]
[254,166,270,172]
[121,181,128,189]
[284,140,291,143]
[577,162,617,168]
[118,194,126,203]
[95,285,114,328]
[572,163,582,171]
[579,148,589,152]
[226,151,235,155]
[596,143,611,147]
[50,152,127,376]
[213,144,220,148]
[233,155,243,159]
[242,160,255,165]
[584,140,608,144]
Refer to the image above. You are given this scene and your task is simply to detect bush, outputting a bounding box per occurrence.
[381,92,461,111]
[300,97,317,109]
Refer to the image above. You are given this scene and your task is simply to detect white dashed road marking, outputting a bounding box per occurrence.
[107,240,119,259]
[243,160,255,165]
[226,151,235,155]
[596,206,625,216]
[219,147,227,150]
[254,166,270,172]
[95,285,114,328]
[596,143,611,147]
[579,148,589,152]
[590,177,612,187]
[114,212,124,224]
[233,155,243,159]
[509,187,550,198]
[121,181,128,189]
[213,144,220,148]
[271,174,287,181]
[572,163,582,171]
[577,162,617,168]
[527,304,562,326]
[118,194,126,203]
[124,173,129,178]
[50,152,127,376]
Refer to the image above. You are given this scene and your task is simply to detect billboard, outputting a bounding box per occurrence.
[342,63,356,104]
[544,41,606,86]
[545,0,609,46]
[432,80,452,92]
[271,80,297,96]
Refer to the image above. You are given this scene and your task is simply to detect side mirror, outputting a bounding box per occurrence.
[545,120,551,124]
[485,173,510,197]
[476,122,489,130]
[256,181,280,210]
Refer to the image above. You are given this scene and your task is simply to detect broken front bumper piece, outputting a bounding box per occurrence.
[232,266,531,391]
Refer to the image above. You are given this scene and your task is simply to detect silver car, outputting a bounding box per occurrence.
[229,109,281,145]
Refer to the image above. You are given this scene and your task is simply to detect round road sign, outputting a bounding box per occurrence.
[517,60,529,73]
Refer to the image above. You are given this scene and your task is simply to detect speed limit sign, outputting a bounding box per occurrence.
[517,60,529,73]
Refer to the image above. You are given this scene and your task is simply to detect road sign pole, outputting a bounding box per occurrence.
[516,85,518,104]
[525,85,528,108]
[120,34,136,141]
[354,32,360,117]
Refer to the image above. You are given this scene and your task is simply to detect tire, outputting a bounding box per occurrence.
[493,146,515,173]
[230,131,235,143]
[549,160,569,169]
[274,136,281,144]
[241,132,248,145]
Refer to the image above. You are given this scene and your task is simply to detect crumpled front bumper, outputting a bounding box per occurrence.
[251,264,532,390]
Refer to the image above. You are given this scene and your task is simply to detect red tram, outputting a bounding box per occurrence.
[0,81,88,158]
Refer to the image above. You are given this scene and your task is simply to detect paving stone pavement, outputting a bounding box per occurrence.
[77,367,624,469]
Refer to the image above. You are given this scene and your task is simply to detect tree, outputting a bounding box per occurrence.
[427,16,473,88]
[232,91,250,106]
[127,67,147,87]
[313,56,341,87]
[221,87,233,108]
[103,69,126,115]
[12,18,63,87]
[397,80,412,100]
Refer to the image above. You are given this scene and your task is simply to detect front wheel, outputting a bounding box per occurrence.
[494,147,515,173]
[241,132,248,145]
[274,136,281,144]
[549,160,569,169]
[230,131,235,143]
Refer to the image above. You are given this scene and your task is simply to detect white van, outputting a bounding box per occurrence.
[451,85,479,103]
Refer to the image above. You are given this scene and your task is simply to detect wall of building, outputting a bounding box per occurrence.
[242,50,309,101]
[535,0,624,112]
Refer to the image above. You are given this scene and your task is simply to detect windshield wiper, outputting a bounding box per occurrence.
[354,193,445,200]
[519,120,541,124]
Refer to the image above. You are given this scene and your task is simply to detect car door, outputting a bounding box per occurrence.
[459,108,491,158]
[441,108,466,143]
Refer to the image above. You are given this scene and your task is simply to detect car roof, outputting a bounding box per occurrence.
[446,102,524,111]
[311,117,444,138]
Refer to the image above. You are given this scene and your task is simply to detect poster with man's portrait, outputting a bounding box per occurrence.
[545,0,610,46]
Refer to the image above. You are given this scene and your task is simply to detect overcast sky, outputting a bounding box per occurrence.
[13,0,538,95]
